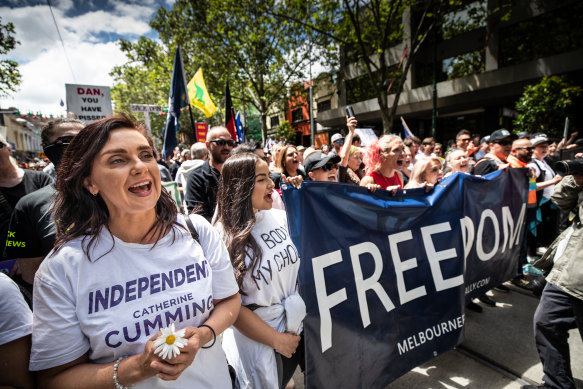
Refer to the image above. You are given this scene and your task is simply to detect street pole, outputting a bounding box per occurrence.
[308,0,315,146]
[431,29,437,138]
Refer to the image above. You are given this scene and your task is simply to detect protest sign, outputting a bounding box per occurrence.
[65,84,113,123]
[282,169,528,388]
[196,123,208,143]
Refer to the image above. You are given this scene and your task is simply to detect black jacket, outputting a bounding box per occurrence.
[184,159,220,221]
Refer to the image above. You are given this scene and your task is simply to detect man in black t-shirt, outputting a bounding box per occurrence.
[3,120,83,304]
[1,134,53,267]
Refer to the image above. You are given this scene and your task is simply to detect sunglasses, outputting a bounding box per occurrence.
[457,138,471,142]
[334,140,344,144]
[515,146,534,151]
[496,140,512,146]
[319,161,337,171]
[209,139,236,147]
[43,135,75,149]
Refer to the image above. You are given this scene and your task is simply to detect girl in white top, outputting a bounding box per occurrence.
[30,117,240,389]
[214,152,306,389]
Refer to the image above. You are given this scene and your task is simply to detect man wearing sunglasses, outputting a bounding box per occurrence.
[3,119,83,305]
[330,133,344,157]
[184,126,236,221]
[473,129,515,176]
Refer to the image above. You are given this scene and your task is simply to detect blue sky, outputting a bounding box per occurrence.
[0,0,173,116]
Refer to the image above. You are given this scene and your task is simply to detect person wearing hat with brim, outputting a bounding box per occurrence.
[472,129,515,175]
[330,133,344,157]
[527,134,563,251]
[304,151,341,182]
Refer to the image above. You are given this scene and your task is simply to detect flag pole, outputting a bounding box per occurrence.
[187,104,197,143]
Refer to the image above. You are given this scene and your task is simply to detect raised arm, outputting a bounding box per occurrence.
[340,116,357,168]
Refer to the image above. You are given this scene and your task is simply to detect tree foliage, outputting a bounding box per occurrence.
[514,75,582,138]
[280,0,510,134]
[275,120,296,145]
[110,37,210,145]
[0,17,22,97]
[149,0,322,143]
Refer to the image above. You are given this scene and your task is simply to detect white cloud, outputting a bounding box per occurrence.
[1,40,127,116]
[0,1,164,116]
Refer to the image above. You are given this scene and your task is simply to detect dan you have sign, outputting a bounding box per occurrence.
[66,84,113,123]
[282,169,528,389]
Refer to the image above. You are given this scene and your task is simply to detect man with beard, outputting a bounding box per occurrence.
[184,126,235,221]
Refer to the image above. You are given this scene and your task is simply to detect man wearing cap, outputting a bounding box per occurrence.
[473,129,515,175]
[304,151,341,182]
[528,134,563,251]
[330,133,344,157]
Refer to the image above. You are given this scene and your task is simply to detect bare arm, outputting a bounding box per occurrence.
[233,306,300,358]
[536,175,563,191]
[340,116,357,168]
[360,175,375,187]
[203,293,241,344]
[0,335,36,389]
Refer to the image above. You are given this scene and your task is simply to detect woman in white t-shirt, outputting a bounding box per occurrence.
[215,152,306,389]
[30,116,240,388]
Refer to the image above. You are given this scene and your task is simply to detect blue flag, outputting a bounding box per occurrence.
[162,47,189,160]
[235,111,245,143]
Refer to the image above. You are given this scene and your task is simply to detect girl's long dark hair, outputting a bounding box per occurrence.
[215,153,263,291]
[52,116,179,259]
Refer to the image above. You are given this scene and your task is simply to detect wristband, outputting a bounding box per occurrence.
[199,324,216,349]
[113,356,131,389]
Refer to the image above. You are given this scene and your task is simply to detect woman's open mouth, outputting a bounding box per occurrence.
[128,180,152,195]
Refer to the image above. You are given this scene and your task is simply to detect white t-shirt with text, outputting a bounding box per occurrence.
[30,214,238,388]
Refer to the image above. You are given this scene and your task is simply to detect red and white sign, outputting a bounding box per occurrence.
[66,84,113,123]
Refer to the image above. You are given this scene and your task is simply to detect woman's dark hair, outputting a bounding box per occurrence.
[215,152,263,291]
[52,116,179,259]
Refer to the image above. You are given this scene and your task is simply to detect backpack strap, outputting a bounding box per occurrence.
[184,215,200,244]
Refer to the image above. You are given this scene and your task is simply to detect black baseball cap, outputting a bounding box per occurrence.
[490,129,516,143]
[304,152,341,173]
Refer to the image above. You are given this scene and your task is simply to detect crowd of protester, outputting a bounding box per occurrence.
[1,114,582,389]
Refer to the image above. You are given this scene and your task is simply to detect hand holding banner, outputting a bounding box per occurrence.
[282,169,529,388]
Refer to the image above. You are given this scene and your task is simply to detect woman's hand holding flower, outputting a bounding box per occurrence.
[141,325,210,381]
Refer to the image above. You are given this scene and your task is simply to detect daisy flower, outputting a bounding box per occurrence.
[153,323,187,360]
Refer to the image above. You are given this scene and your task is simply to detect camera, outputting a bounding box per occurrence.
[345,106,355,118]
[554,159,583,176]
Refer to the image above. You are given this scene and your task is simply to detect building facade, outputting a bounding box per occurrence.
[315,0,583,145]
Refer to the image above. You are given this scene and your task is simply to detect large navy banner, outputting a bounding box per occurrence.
[282,169,528,389]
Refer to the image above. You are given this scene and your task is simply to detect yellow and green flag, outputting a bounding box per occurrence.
[187,68,217,118]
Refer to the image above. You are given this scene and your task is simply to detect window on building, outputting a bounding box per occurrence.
[499,2,583,67]
[317,100,331,112]
[292,109,304,123]
[270,116,280,128]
